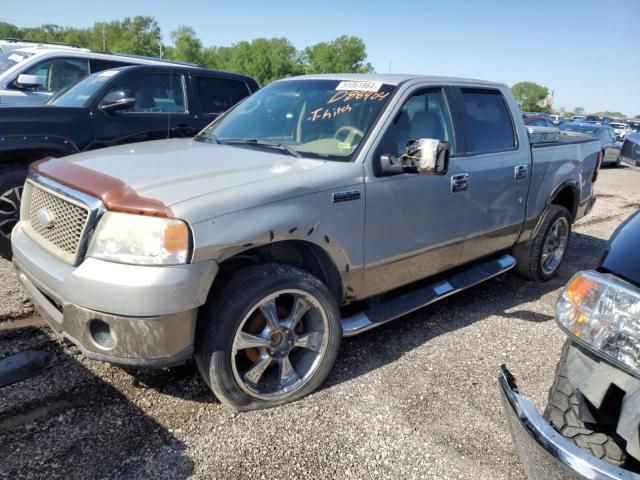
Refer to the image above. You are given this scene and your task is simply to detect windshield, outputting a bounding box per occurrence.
[197,79,396,161]
[609,123,624,129]
[47,69,120,107]
[0,50,34,75]
[560,123,599,135]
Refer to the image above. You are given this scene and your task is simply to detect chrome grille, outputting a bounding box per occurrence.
[25,181,90,263]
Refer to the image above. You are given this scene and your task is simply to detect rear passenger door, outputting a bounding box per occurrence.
[454,88,530,263]
[91,71,190,148]
[192,75,252,130]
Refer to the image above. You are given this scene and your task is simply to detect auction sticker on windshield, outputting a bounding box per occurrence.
[335,80,382,92]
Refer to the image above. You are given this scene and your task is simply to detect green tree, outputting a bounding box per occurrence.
[303,35,373,74]
[168,26,203,64]
[635,114,640,119]
[573,107,585,116]
[0,22,20,39]
[511,81,549,112]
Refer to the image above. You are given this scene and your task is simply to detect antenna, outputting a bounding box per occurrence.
[388,60,392,73]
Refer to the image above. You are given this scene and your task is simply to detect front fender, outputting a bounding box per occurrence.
[190,187,365,298]
[0,134,79,157]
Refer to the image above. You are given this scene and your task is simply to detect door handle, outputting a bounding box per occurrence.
[514,164,529,180]
[450,173,469,193]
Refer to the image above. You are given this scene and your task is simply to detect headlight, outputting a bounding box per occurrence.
[87,212,190,265]
[556,271,640,375]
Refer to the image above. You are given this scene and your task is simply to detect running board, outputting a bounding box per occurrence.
[341,254,516,337]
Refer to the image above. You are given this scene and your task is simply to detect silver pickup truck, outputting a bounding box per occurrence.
[11,74,601,410]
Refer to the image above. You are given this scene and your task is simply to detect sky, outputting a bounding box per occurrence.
[3,0,639,115]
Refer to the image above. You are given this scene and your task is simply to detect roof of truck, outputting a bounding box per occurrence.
[283,73,504,87]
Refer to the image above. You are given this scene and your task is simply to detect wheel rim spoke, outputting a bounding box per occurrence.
[259,299,280,330]
[294,332,323,352]
[235,332,269,350]
[286,295,311,330]
[278,356,300,387]
[244,356,272,386]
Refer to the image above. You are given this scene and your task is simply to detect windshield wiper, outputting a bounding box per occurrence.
[195,132,220,144]
[225,139,302,158]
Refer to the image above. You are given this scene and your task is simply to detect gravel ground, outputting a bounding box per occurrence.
[1,166,639,480]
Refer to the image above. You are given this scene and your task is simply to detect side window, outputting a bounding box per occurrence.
[378,89,456,158]
[89,59,129,73]
[195,76,250,114]
[461,90,516,153]
[104,73,186,113]
[22,57,89,93]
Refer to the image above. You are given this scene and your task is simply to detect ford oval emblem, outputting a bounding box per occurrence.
[36,208,55,229]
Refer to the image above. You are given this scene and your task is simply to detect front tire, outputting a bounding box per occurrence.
[514,204,571,281]
[544,341,627,467]
[195,264,342,411]
[0,167,27,261]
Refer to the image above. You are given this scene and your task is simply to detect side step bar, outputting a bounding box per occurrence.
[341,253,516,337]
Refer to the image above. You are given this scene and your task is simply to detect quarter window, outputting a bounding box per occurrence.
[378,89,456,158]
[104,73,186,113]
[195,76,250,114]
[461,90,516,153]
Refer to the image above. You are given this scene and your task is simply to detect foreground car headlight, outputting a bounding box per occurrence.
[87,212,190,265]
[556,271,640,375]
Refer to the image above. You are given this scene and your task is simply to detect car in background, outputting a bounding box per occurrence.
[559,122,621,166]
[548,114,570,126]
[522,114,560,142]
[572,115,587,121]
[501,211,640,478]
[585,115,611,124]
[626,120,640,133]
[0,64,259,258]
[620,132,640,166]
[0,38,80,55]
[0,44,198,106]
[609,122,632,141]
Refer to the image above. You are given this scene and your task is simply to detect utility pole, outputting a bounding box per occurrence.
[388,60,392,73]
[101,24,106,51]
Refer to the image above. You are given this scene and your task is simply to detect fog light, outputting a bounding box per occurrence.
[89,319,116,350]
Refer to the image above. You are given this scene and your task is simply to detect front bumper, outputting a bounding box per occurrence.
[12,223,218,367]
[499,366,640,480]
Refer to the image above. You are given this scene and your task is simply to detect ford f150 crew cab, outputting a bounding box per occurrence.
[0,64,259,259]
[11,74,601,410]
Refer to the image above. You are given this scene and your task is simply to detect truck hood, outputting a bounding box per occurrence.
[64,138,329,218]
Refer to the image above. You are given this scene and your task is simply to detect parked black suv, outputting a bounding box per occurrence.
[0,64,259,258]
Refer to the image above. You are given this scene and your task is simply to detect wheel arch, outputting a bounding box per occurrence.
[549,181,579,221]
[213,239,344,305]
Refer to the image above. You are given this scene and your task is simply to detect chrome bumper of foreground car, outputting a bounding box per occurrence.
[499,365,640,480]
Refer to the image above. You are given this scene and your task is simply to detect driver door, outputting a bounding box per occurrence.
[91,71,190,149]
[361,87,472,299]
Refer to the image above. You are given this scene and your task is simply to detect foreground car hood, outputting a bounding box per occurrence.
[63,138,326,209]
[600,211,640,287]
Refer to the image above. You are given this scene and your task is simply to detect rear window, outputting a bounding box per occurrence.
[195,76,250,114]
[461,90,516,153]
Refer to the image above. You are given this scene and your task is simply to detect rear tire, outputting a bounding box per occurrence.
[195,263,342,411]
[0,167,27,261]
[544,341,627,467]
[514,204,572,281]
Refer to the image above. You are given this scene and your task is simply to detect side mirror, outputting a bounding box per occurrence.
[15,74,43,89]
[378,139,450,176]
[99,90,135,113]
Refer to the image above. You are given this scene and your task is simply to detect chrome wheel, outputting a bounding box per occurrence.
[541,217,569,275]
[231,289,330,401]
[0,186,22,240]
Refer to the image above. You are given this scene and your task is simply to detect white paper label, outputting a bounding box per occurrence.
[335,80,382,92]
